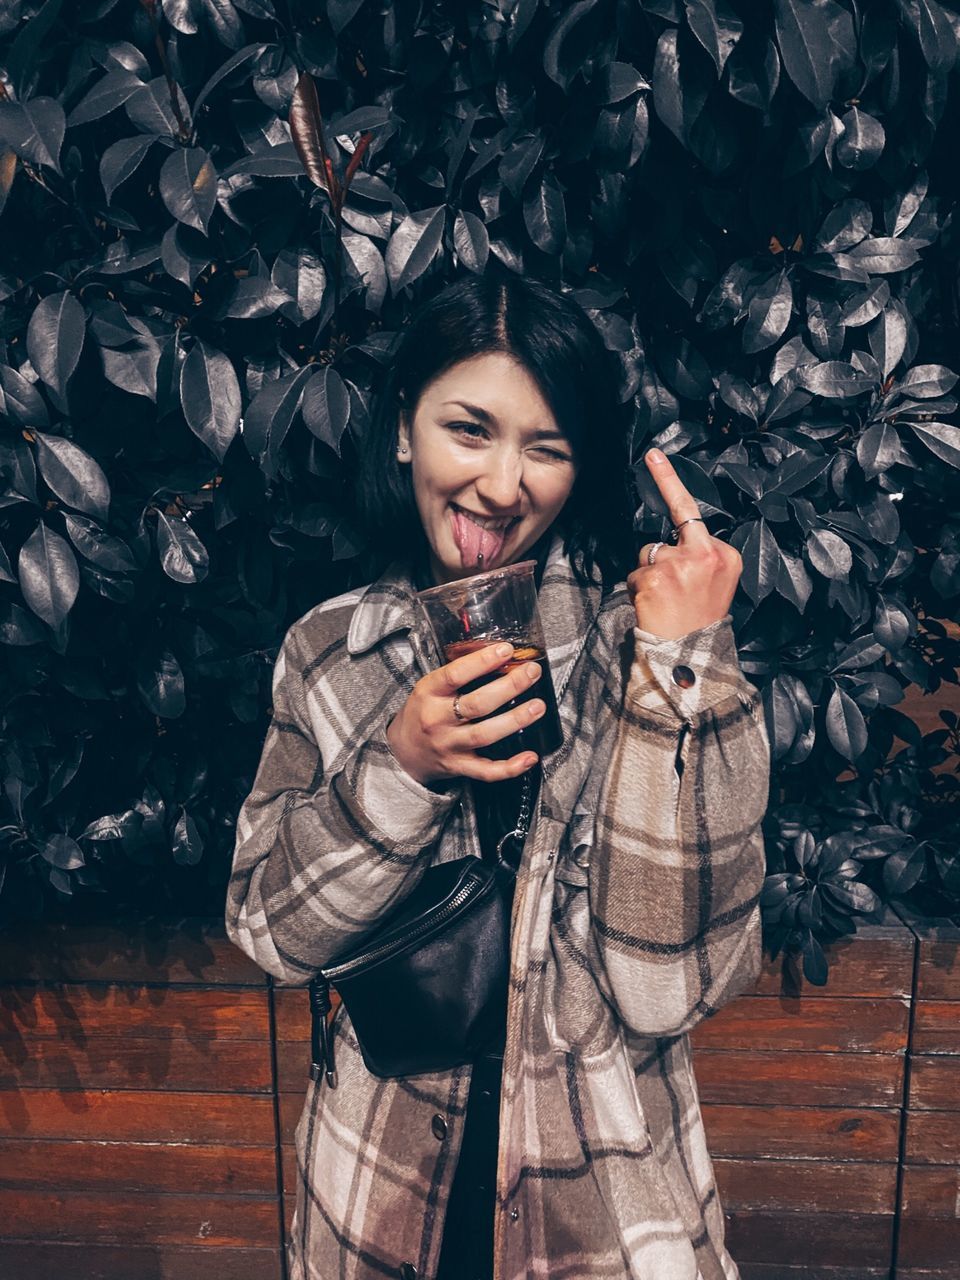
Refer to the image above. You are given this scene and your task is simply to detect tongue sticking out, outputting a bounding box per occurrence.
[451,507,511,569]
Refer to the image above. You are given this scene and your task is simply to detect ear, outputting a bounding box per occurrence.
[396,409,411,460]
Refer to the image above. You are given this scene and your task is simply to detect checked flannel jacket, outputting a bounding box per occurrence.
[226,530,771,1280]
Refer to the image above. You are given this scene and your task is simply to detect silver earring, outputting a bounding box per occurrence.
[398,446,408,455]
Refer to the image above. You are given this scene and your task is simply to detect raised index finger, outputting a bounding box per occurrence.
[434,639,515,695]
[644,449,708,542]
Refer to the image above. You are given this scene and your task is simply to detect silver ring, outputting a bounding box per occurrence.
[671,517,706,543]
[452,694,468,722]
[646,541,665,566]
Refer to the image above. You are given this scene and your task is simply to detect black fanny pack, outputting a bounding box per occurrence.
[308,854,515,1083]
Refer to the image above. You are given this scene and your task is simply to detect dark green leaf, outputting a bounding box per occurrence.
[905,0,957,75]
[242,366,313,470]
[78,809,143,842]
[271,248,327,324]
[101,337,161,400]
[385,206,445,293]
[684,0,743,74]
[653,27,710,145]
[137,649,186,718]
[909,422,960,468]
[453,211,489,274]
[856,422,901,479]
[883,845,926,896]
[192,41,269,115]
[180,341,241,461]
[18,521,79,627]
[342,231,387,312]
[743,271,792,353]
[874,594,913,649]
[805,296,844,359]
[125,76,190,138]
[63,513,137,572]
[0,601,45,645]
[717,373,759,422]
[812,198,872,253]
[801,930,828,985]
[100,135,156,203]
[825,682,868,759]
[775,547,813,611]
[835,107,885,170]
[67,70,143,126]
[523,171,566,254]
[543,0,601,90]
[654,335,713,400]
[0,97,65,172]
[806,528,853,578]
[26,291,86,397]
[591,61,650,103]
[34,433,110,519]
[867,305,908,377]
[172,808,204,865]
[220,274,289,320]
[302,366,351,454]
[161,222,211,289]
[155,511,209,584]
[737,519,779,604]
[41,834,84,870]
[797,361,870,398]
[841,280,889,329]
[897,364,958,398]
[846,237,921,273]
[159,147,218,233]
[763,674,800,759]
[774,0,854,109]
[0,364,50,427]
[885,173,929,238]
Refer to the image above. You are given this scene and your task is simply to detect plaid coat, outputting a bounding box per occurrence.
[226,532,770,1280]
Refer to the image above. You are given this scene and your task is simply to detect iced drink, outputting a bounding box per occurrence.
[442,638,563,760]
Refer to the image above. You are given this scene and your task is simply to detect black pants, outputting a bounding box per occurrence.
[435,1052,503,1280]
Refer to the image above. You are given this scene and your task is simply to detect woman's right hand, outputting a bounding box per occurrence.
[385,642,545,786]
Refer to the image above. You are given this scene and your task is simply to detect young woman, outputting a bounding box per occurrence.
[226,273,770,1280]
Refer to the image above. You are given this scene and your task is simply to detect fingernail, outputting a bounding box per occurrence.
[496,643,512,657]
[647,448,666,465]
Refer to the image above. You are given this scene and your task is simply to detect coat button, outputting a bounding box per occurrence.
[672,664,696,688]
[431,1114,447,1141]
[399,1265,417,1280]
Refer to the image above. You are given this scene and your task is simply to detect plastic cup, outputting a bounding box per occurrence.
[415,561,563,760]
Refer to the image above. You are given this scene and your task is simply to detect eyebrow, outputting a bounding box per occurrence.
[441,400,568,442]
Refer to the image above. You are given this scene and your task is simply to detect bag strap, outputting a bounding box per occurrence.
[308,975,338,1087]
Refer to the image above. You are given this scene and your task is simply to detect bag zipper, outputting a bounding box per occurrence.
[322,866,496,982]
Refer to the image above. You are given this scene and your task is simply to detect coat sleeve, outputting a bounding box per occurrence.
[588,613,770,1038]
[225,622,461,983]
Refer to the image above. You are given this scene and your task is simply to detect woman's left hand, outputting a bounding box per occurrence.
[631,449,743,640]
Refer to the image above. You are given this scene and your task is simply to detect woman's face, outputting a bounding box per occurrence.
[397,352,579,584]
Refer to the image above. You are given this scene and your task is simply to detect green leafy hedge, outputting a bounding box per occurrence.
[0,0,957,982]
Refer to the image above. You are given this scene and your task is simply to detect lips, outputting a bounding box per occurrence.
[449,505,520,569]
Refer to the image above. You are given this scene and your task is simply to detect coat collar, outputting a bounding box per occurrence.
[345,532,605,701]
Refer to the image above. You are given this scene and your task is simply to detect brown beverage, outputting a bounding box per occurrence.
[443,638,563,761]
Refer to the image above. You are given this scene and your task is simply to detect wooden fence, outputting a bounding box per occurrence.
[0,905,955,1279]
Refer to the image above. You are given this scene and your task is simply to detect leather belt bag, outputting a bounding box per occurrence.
[307,855,514,1082]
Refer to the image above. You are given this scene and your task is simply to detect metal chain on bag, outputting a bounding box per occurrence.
[495,769,534,867]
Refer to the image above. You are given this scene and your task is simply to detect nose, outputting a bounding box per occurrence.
[473,443,524,511]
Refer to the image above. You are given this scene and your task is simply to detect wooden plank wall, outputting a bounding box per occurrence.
[894,905,960,1280]
[0,921,283,1280]
[3,909,953,1278]
[690,906,914,1280]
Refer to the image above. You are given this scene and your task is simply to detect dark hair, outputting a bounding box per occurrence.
[354,272,636,593]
